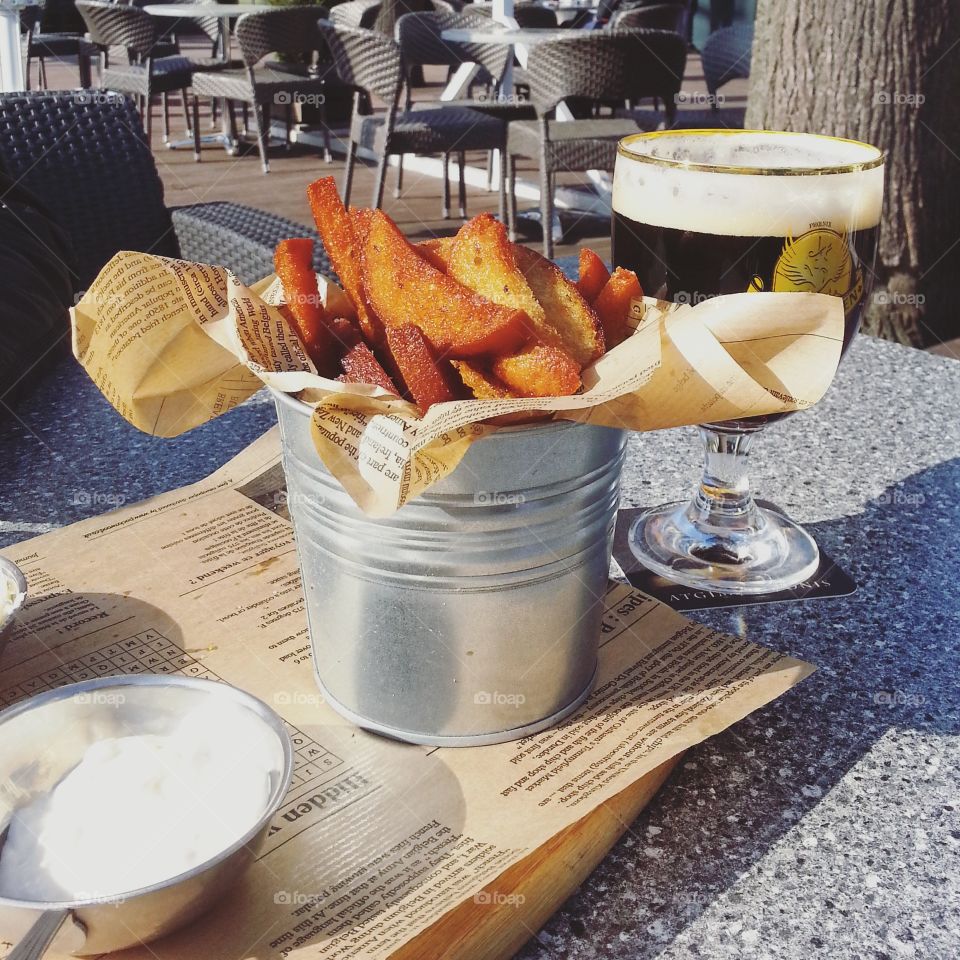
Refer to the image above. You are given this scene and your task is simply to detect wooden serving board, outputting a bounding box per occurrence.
[394,754,683,960]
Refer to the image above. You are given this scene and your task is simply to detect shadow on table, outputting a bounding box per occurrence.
[516,458,960,958]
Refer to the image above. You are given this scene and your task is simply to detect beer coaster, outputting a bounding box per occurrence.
[612,506,857,611]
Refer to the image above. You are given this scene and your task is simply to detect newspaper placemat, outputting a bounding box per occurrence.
[0,429,814,959]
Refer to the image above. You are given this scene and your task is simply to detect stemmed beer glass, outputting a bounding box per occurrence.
[612,130,884,594]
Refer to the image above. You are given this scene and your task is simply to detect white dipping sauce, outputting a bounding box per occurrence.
[0,702,278,901]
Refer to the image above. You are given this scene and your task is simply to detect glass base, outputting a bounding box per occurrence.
[629,499,820,595]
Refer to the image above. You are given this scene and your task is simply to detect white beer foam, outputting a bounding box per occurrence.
[613,132,884,236]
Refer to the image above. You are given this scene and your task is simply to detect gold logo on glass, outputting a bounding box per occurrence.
[748,227,863,311]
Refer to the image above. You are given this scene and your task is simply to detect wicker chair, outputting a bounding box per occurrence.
[505,29,686,257]
[0,91,331,291]
[394,10,523,206]
[190,7,338,173]
[20,0,98,90]
[660,21,752,130]
[321,21,507,216]
[329,0,383,30]
[609,3,687,33]
[76,0,223,143]
[701,22,752,98]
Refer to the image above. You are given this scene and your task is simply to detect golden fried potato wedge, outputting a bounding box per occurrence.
[491,342,581,397]
[362,211,530,358]
[512,244,605,366]
[594,267,642,349]
[339,341,399,395]
[274,238,329,370]
[416,236,454,272]
[576,248,611,304]
[306,177,381,344]
[386,324,459,411]
[452,360,518,400]
[447,214,546,328]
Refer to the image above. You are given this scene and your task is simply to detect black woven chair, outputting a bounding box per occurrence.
[330,0,458,31]
[76,0,223,143]
[511,4,558,28]
[658,20,752,130]
[701,22,752,97]
[20,0,97,90]
[190,7,339,173]
[321,21,507,216]
[395,10,522,207]
[0,91,331,292]
[504,29,686,257]
[609,3,687,32]
[329,0,383,30]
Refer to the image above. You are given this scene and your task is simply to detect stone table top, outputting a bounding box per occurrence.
[2,333,958,959]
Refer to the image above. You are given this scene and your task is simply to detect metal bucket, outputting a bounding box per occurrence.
[272,390,627,746]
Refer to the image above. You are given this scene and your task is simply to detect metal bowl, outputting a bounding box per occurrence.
[0,675,294,956]
[0,556,27,646]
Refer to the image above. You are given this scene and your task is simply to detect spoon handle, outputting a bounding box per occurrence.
[8,909,70,960]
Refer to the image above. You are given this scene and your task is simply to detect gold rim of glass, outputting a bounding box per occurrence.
[617,129,885,176]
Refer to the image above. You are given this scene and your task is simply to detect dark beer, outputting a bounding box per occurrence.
[612,131,884,424]
[612,214,879,355]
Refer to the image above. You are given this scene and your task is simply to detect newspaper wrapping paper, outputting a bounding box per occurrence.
[71,251,845,516]
[0,431,815,959]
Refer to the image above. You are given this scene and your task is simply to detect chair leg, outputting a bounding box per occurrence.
[498,148,506,224]
[241,102,249,136]
[457,151,467,219]
[39,58,47,90]
[343,139,357,206]
[181,87,191,136]
[192,95,201,161]
[540,159,553,260]
[507,153,518,242]
[78,52,92,89]
[24,53,32,90]
[394,153,404,199]
[320,102,332,163]
[284,104,292,149]
[144,93,153,147]
[162,92,170,143]
[372,147,389,209]
[211,98,219,129]
[225,99,239,149]
[486,149,494,192]
[441,153,451,219]
[253,100,270,173]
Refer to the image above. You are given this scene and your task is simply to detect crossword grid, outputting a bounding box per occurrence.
[0,628,343,792]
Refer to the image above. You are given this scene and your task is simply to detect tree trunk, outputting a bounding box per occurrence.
[745,0,960,348]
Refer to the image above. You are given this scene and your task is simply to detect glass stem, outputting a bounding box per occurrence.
[688,426,760,530]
